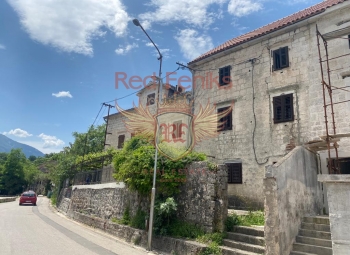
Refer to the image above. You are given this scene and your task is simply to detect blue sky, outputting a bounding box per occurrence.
[0,0,320,154]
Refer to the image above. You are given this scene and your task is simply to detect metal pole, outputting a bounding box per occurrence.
[133,19,162,251]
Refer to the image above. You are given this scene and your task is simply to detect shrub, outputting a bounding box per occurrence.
[238,211,264,226]
[121,206,131,225]
[199,242,222,255]
[167,220,204,239]
[196,233,224,245]
[225,213,239,231]
[130,208,147,230]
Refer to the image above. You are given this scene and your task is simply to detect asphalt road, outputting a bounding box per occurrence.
[0,196,153,255]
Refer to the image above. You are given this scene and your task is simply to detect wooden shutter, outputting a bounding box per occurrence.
[217,107,232,131]
[227,163,242,184]
[273,96,283,123]
[280,47,289,68]
[284,94,293,121]
[118,135,125,148]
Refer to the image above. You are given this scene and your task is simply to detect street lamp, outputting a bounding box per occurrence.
[133,18,162,251]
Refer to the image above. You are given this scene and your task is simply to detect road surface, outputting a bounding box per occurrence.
[0,196,153,255]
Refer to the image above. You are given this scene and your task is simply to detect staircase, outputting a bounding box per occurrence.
[290,216,332,255]
[221,226,265,255]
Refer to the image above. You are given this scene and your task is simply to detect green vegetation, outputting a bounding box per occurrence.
[113,135,206,196]
[225,211,264,231]
[0,149,44,195]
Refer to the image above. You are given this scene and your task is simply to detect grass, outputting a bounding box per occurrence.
[226,211,264,231]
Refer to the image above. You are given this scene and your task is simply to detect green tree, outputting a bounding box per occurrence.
[0,149,27,195]
[68,124,106,156]
[28,155,37,162]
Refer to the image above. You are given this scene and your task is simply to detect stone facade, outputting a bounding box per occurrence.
[176,162,228,232]
[188,1,350,209]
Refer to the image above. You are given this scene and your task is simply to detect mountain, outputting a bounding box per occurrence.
[0,134,45,158]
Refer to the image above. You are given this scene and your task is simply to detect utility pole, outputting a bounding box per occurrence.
[103,103,114,149]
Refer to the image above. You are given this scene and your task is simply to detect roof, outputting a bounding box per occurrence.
[189,0,347,65]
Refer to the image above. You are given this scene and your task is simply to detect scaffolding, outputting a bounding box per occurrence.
[306,25,350,174]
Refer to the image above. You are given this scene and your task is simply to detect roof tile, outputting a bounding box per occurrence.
[189,0,346,64]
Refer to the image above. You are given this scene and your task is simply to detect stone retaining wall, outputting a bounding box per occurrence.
[0,197,16,203]
[70,210,207,255]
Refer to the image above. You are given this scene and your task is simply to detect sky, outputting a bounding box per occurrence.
[0,0,321,154]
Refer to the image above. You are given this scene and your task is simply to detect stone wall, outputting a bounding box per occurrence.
[189,1,350,209]
[176,162,228,232]
[65,183,149,220]
[57,162,228,233]
[264,146,324,255]
[69,211,207,255]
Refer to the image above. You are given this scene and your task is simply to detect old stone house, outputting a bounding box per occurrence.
[188,0,350,210]
[105,83,192,151]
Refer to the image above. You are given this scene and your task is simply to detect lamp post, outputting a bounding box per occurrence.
[133,18,162,251]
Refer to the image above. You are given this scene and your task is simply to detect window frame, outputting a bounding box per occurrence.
[147,93,156,105]
[219,66,231,86]
[117,134,125,149]
[226,162,242,184]
[217,106,232,131]
[273,93,294,124]
[273,46,289,71]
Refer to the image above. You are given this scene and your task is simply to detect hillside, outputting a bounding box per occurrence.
[0,134,45,158]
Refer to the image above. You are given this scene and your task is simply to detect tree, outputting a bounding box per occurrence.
[0,149,27,195]
[28,155,37,162]
[68,124,106,156]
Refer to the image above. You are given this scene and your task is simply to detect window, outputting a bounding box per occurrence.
[226,163,242,184]
[117,135,125,148]
[147,93,155,105]
[219,66,231,86]
[273,46,289,70]
[273,94,294,123]
[217,107,232,131]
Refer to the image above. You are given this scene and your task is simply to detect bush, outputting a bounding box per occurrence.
[130,208,147,230]
[167,220,205,239]
[121,206,131,225]
[225,213,240,231]
[196,233,224,245]
[199,242,222,255]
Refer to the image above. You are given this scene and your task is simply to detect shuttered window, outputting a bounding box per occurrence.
[226,163,242,184]
[218,107,232,131]
[118,135,125,148]
[219,66,231,86]
[147,93,155,105]
[273,94,294,123]
[273,47,289,70]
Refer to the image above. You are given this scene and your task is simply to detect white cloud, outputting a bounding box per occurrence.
[3,128,33,137]
[38,133,65,148]
[227,0,262,17]
[139,0,226,29]
[175,29,214,60]
[7,0,129,56]
[146,42,156,47]
[0,44,5,50]
[18,141,63,154]
[52,91,73,98]
[115,43,138,55]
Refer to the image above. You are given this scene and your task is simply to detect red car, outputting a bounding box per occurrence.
[19,191,37,206]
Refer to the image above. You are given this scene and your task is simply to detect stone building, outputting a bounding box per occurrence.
[188,0,350,209]
[105,82,192,154]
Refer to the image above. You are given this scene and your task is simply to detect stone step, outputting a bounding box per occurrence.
[226,232,265,246]
[301,222,330,232]
[290,251,317,255]
[233,226,264,237]
[293,243,332,255]
[296,235,332,248]
[221,246,262,255]
[303,216,329,225]
[299,229,331,240]
[223,239,265,254]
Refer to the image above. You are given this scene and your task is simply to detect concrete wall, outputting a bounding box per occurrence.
[264,146,324,255]
[318,175,350,255]
[188,1,350,208]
